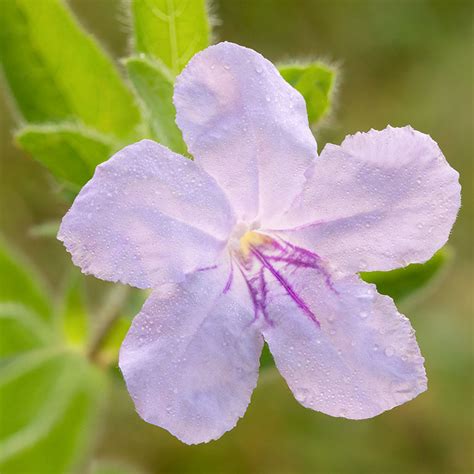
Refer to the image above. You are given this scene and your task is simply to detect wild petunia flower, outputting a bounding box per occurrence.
[58,42,461,444]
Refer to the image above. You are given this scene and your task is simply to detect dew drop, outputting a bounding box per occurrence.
[385,346,395,357]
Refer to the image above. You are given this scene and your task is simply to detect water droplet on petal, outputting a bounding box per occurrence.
[385,346,395,357]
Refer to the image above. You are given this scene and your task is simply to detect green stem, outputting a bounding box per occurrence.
[87,285,129,363]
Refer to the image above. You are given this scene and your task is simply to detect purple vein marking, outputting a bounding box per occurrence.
[223,259,234,294]
[235,262,261,324]
[234,260,274,327]
[257,267,273,325]
[249,245,320,327]
[272,237,338,294]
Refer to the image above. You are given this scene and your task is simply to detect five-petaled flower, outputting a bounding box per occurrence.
[58,42,461,444]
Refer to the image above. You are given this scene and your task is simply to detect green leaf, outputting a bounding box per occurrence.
[279,62,336,126]
[0,242,105,474]
[60,273,89,349]
[361,248,452,303]
[0,0,141,139]
[28,220,61,239]
[0,348,104,474]
[260,342,275,370]
[16,124,115,189]
[0,304,53,358]
[125,56,186,153]
[131,0,211,75]
[0,239,51,321]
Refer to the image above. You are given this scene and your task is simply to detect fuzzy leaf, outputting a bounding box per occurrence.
[279,62,336,126]
[125,56,186,153]
[0,0,140,139]
[131,0,211,75]
[16,124,115,189]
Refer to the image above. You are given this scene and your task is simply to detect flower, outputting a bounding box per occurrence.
[58,42,461,444]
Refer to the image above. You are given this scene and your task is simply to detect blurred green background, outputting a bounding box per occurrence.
[0,0,472,473]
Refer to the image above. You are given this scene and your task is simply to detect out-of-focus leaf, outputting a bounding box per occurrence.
[28,220,61,239]
[125,56,186,153]
[0,0,140,140]
[100,317,132,366]
[0,349,104,474]
[279,62,336,126]
[260,342,275,370]
[0,243,105,474]
[16,124,115,189]
[97,288,146,364]
[131,0,210,75]
[60,273,89,348]
[0,240,51,321]
[361,248,452,303]
[0,304,53,359]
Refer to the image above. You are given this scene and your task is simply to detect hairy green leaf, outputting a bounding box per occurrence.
[131,0,211,75]
[16,124,115,189]
[361,248,452,303]
[0,0,140,139]
[125,56,186,153]
[279,62,336,126]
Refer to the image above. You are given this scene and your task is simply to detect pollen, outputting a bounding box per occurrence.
[239,231,271,256]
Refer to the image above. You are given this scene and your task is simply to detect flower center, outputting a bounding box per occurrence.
[226,232,324,328]
[239,230,271,256]
[228,221,266,256]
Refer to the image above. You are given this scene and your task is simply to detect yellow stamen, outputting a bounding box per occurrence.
[239,231,271,256]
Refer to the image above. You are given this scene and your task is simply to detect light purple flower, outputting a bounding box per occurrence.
[58,42,461,444]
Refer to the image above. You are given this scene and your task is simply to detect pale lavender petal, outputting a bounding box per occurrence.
[174,41,317,224]
[58,140,235,289]
[249,238,426,418]
[119,262,263,444]
[272,126,461,273]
